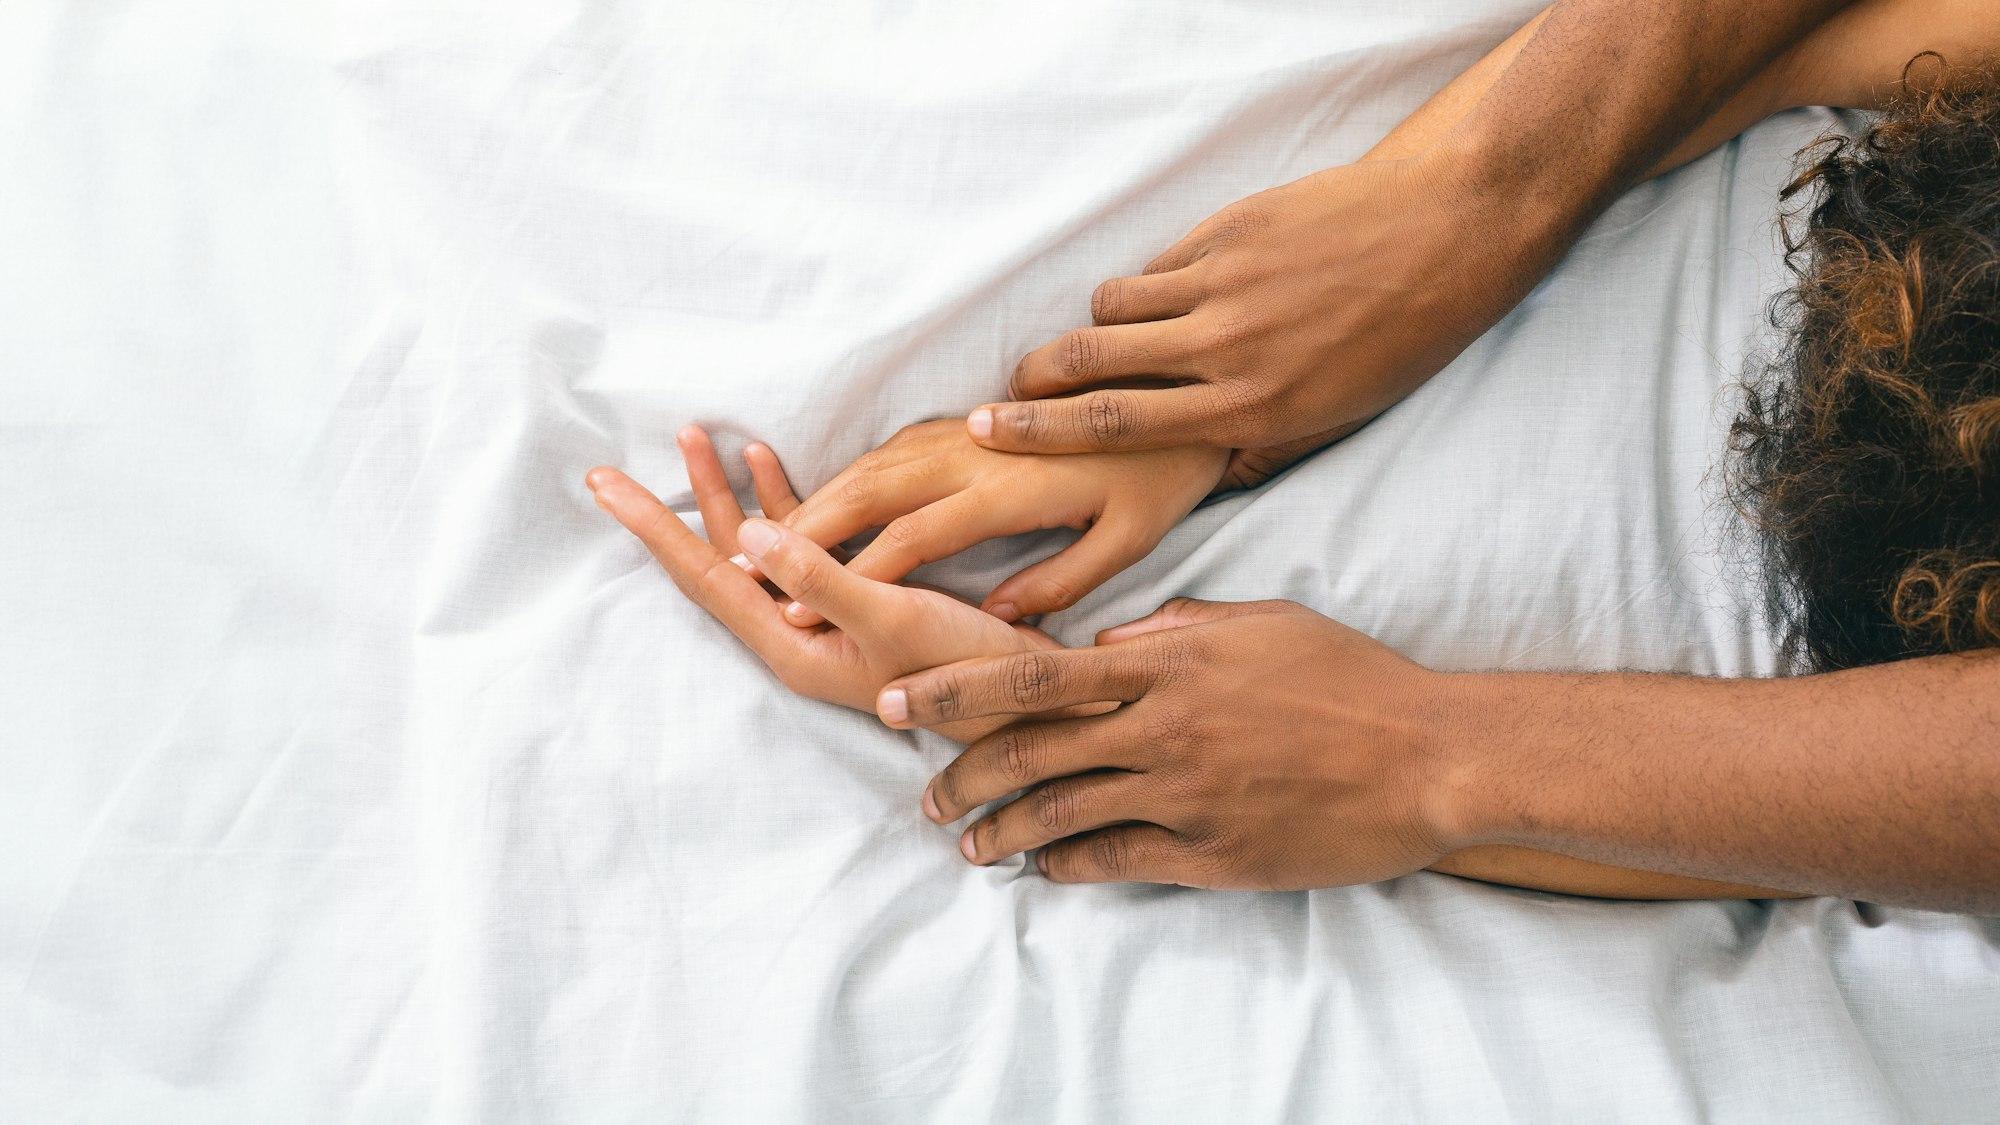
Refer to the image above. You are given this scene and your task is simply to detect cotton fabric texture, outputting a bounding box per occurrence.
[3,1,1997,1119]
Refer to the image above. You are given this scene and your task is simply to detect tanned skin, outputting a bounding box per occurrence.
[594,0,2000,905]
[953,0,1854,483]
[855,0,2000,909]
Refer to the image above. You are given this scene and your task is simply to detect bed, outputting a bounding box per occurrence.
[3,0,1997,1118]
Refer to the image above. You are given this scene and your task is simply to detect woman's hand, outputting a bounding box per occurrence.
[777,419,1227,625]
[962,148,1567,488]
[586,427,1062,743]
[872,597,1465,887]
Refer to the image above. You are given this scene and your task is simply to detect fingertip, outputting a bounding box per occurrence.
[736,517,780,557]
[876,686,909,726]
[676,424,707,447]
[585,466,622,492]
[921,783,943,823]
[1096,621,1145,645]
[967,407,995,442]
[984,601,1021,624]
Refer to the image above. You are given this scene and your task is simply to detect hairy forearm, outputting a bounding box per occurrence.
[1430,0,1848,221]
[1436,653,2000,913]
[1374,0,2000,179]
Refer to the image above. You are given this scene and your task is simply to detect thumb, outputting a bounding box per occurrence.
[1094,597,1290,645]
[734,518,902,634]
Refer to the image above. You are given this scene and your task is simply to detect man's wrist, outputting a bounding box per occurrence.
[1419,128,1583,275]
[1416,670,1533,852]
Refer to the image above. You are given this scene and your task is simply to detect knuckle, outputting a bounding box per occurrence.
[785,558,827,601]
[1006,404,1047,446]
[998,728,1043,788]
[1184,823,1234,868]
[1196,311,1255,352]
[835,472,874,509]
[1031,784,1073,834]
[1079,391,1137,449]
[1007,651,1064,709]
[1144,632,1199,683]
[1088,831,1131,878]
[923,675,964,723]
[1212,203,1270,242]
[1208,372,1264,419]
[1089,279,1127,324]
[1058,329,1103,383]
[877,515,925,554]
[1034,575,1081,612]
[1137,705,1186,757]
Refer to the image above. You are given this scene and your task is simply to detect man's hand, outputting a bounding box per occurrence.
[873,598,1462,888]
[969,0,1852,487]
[776,420,1226,625]
[874,588,2000,909]
[587,427,1061,743]
[966,151,1559,488]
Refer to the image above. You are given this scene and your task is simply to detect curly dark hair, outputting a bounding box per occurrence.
[1731,57,2000,672]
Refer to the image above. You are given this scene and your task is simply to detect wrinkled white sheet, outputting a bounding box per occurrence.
[4,1,1997,1119]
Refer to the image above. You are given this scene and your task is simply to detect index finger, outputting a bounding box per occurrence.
[966,386,1224,455]
[586,467,794,655]
[875,646,1155,729]
[781,458,957,551]
[735,517,906,635]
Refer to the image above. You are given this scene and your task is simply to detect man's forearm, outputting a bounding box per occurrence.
[1435,653,2000,913]
[1436,0,1850,232]
[1375,0,2000,179]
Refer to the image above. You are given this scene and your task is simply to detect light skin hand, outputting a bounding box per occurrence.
[776,419,1227,626]
[586,426,1067,744]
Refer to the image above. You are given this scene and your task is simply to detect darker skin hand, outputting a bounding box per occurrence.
[966,151,1563,488]
[875,597,1459,887]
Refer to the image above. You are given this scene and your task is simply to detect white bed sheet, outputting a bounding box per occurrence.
[3,1,1997,1119]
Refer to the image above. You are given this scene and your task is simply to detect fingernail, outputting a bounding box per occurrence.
[1035,851,1049,875]
[967,408,993,439]
[585,467,618,492]
[987,602,1019,623]
[959,831,978,862]
[877,688,908,725]
[922,784,942,822]
[736,519,779,557]
[784,600,810,620]
[729,553,754,572]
